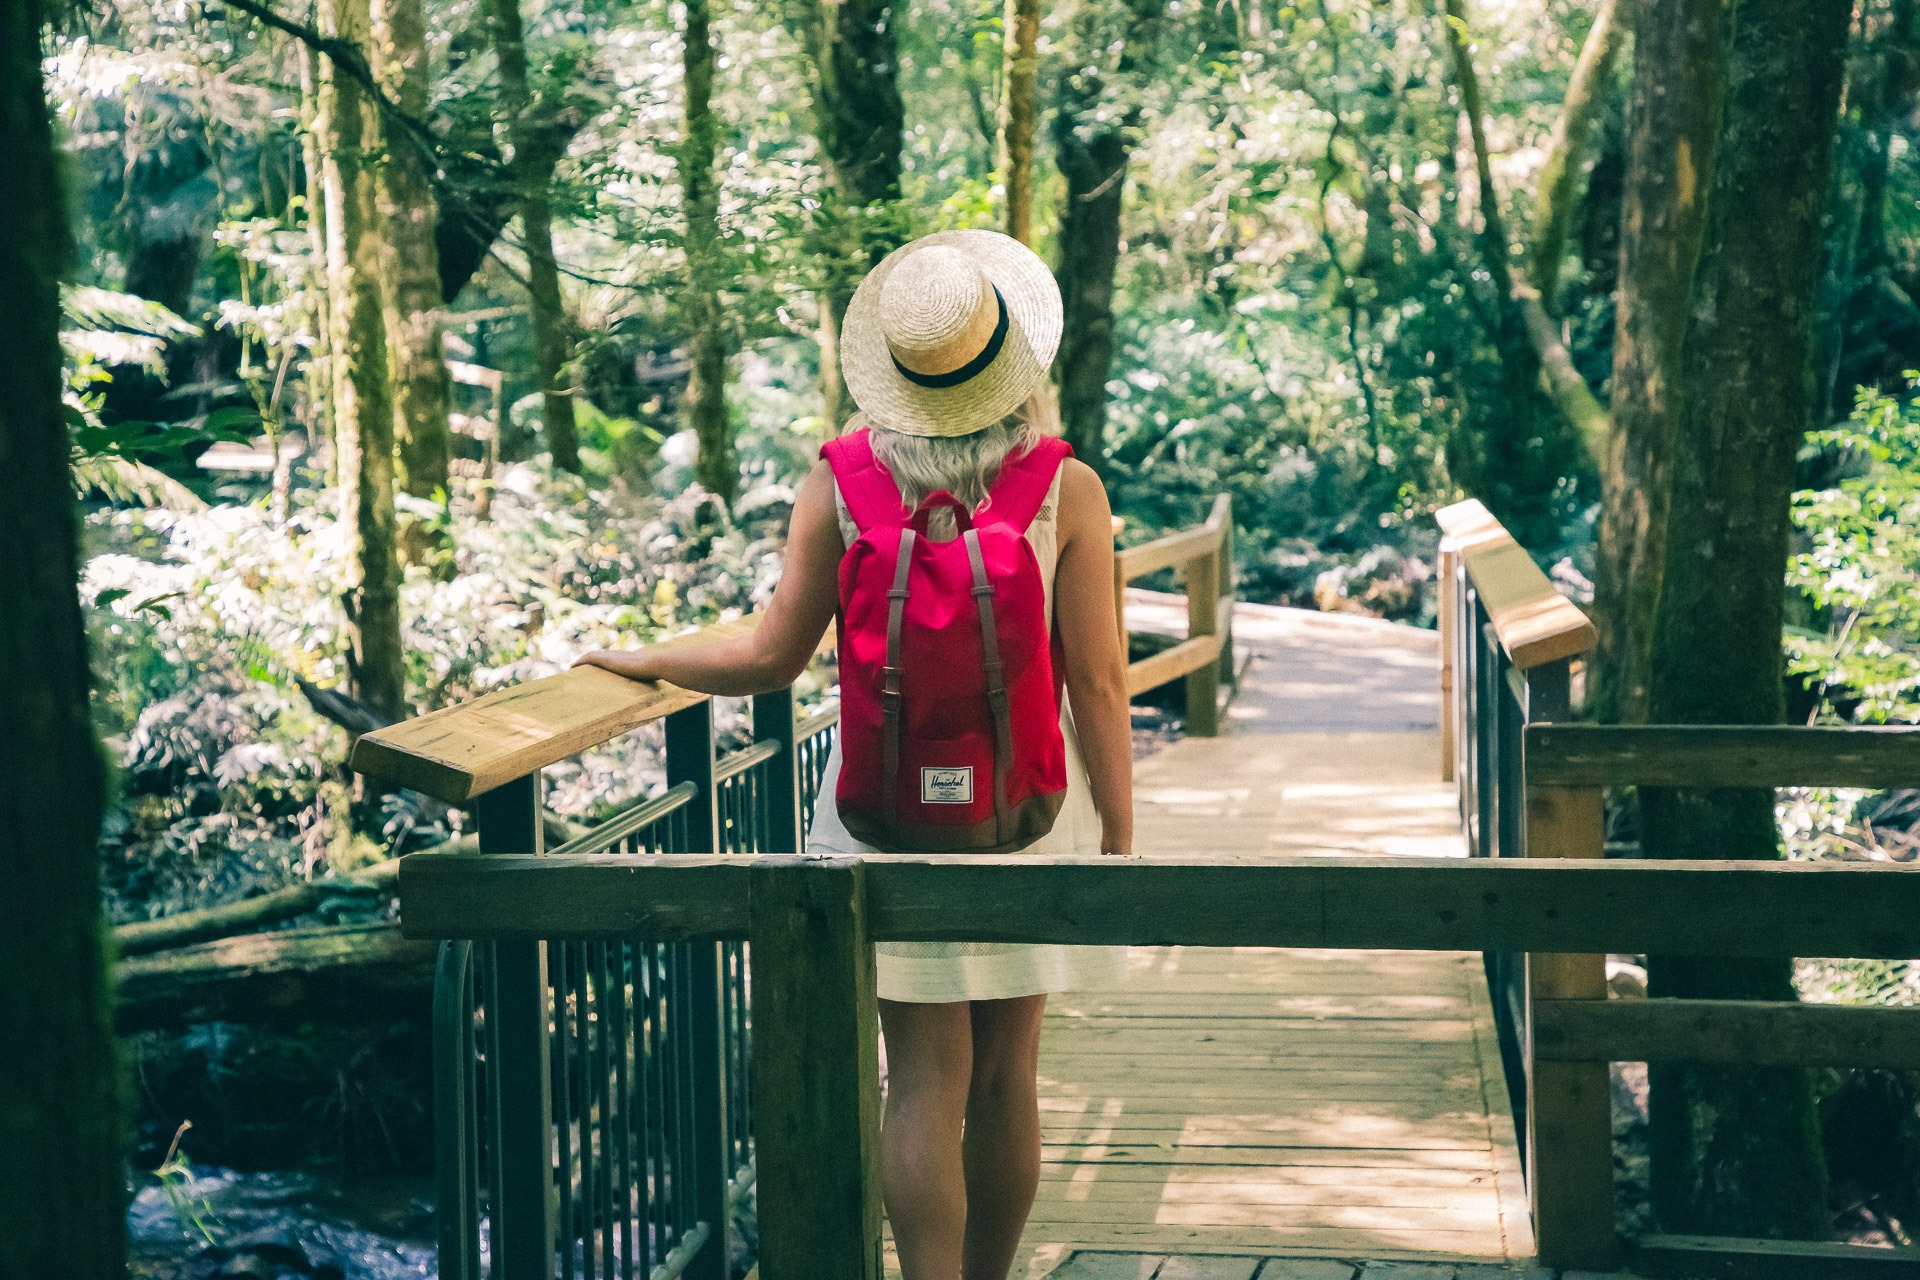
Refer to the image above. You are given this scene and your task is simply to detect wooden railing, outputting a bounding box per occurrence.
[1436,497,1920,1275]
[1115,493,1235,734]
[400,849,1920,1278]
[350,498,1239,1280]
[359,494,1920,1279]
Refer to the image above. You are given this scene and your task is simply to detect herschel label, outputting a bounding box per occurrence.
[921,766,974,804]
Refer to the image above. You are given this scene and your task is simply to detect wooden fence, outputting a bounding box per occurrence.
[1115,493,1234,734]
[360,493,1920,1278]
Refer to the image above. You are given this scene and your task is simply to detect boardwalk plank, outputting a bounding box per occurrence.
[1009,607,1526,1270]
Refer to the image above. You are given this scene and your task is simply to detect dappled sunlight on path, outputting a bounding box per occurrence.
[1004,602,1529,1274]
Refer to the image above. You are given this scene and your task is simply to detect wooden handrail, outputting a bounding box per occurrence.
[1533,997,1920,1071]
[1527,723,1920,788]
[398,851,1920,958]
[1436,497,1594,670]
[350,615,761,802]
[356,487,1242,801]
[1113,493,1235,730]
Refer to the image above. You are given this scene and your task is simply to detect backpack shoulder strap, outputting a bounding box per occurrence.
[980,436,1072,532]
[821,428,907,531]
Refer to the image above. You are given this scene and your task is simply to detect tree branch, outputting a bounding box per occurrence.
[1442,0,1615,467]
[1528,0,1629,303]
[204,0,448,174]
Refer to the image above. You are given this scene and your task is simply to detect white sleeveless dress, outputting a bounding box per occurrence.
[806,469,1129,1003]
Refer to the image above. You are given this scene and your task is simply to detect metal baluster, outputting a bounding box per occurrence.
[612,943,634,1280]
[474,775,553,1280]
[552,943,575,1280]
[665,703,730,1280]
[433,942,480,1280]
[597,942,619,1277]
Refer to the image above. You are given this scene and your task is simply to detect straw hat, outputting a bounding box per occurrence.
[840,229,1064,438]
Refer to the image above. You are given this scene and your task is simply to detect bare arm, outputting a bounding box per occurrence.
[1052,459,1134,857]
[576,459,843,696]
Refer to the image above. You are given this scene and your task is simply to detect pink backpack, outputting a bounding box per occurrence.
[823,428,1071,853]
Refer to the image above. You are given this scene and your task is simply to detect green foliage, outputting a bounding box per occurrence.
[1789,381,1920,725]
[84,460,804,920]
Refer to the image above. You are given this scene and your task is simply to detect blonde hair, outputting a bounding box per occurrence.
[861,392,1058,511]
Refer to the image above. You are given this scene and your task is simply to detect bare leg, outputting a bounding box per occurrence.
[960,994,1048,1280]
[879,998,973,1279]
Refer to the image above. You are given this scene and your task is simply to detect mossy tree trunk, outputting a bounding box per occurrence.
[0,0,123,1269]
[319,0,407,724]
[1051,0,1163,475]
[793,0,904,429]
[1439,0,1600,527]
[1592,0,1727,727]
[1527,0,1627,307]
[1642,0,1850,1239]
[370,0,453,513]
[998,0,1040,246]
[486,0,581,473]
[681,0,734,502]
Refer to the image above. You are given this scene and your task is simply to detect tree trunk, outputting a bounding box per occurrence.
[682,0,735,501]
[300,47,337,453]
[1528,0,1628,305]
[0,0,123,1267]
[320,0,407,724]
[371,0,453,509]
[998,0,1040,246]
[116,924,435,1033]
[1439,0,1579,523]
[1050,0,1162,473]
[1592,0,1727,726]
[485,0,580,472]
[793,0,905,429]
[1641,0,1849,1239]
[1053,121,1130,471]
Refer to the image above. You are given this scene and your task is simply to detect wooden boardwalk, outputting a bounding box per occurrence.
[1011,601,1532,1276]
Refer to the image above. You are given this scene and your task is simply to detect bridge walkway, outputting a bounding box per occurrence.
[883,599,1531,1276]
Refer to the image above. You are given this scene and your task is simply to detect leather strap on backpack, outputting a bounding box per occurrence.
[882,527,916,835]
[963,529,1015,846]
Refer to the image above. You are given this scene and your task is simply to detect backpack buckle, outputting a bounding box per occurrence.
[882,665,903,695]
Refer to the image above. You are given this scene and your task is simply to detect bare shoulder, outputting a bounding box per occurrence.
[1053,455,1114,554]
[1057,455,1113,531]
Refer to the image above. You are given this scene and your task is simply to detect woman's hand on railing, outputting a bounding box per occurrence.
[574,649,664,683]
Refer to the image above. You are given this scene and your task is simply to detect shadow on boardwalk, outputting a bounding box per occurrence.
[1012,600,1533,1277]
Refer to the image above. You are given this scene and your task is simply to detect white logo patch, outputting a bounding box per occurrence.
[921,767,974,805]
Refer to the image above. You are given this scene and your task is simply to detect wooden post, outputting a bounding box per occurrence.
[666,704,731,1280]
[1215,494,1235,693]
[473,774,554,1279]
[1439,542,1458,781]
[1521,658,1618,1269]
[754,689,803,856]
[1185,547,1222,736]
[750,857,883,1280]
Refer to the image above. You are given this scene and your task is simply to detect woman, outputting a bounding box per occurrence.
[579,229,1133,1280]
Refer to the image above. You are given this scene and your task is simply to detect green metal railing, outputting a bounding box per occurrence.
[432,689,839,1280]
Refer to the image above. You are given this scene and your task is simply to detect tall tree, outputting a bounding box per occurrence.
[1439,0,1605,524]
[319,0,407,723]
[681,0,734,500]
[793,0,905,428]
[1591,0,1727,726]
[0,0,123,1269]
[485,0,582,473]
[1052,0,1163,473]
[371,0,454,509]
[998,0,1041,245]
[1641,0,1850,1238]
